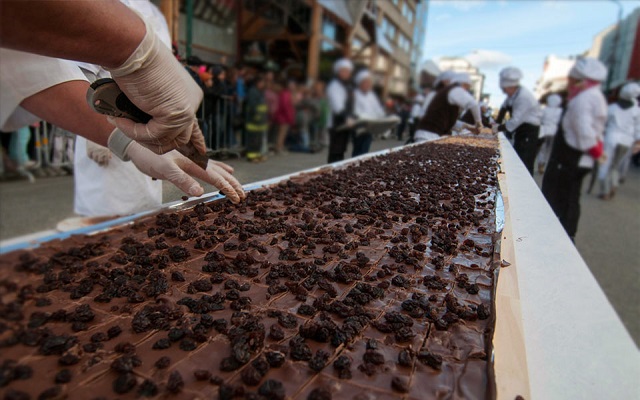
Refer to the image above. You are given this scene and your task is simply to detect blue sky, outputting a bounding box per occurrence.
[423,0,640,106]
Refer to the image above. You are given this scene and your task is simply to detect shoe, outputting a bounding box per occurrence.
[609,189,616,199]
[598,194,611,201]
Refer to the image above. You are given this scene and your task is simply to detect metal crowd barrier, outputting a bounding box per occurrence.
[204,95,241,159]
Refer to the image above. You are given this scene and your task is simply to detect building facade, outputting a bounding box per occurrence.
[154,0,422,97]
[534,55,576,99]
[587,7,640,92]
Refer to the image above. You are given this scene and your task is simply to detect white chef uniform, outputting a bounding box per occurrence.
[597,83,640,190]
[500,87,541,133]
[536,94,563,167]
[354,90,385,120]
[74,0,170,217]
[562,86,607,169]
[0,50,87,132]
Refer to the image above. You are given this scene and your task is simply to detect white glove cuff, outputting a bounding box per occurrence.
[107,129,133,161]
[106,16,157,77]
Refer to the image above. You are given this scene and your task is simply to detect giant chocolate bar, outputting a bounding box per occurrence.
[0,138,500,399]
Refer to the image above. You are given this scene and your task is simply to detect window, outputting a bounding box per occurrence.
[391,0,400,6]
[381,17,396,40]
[398,34,411,53]
[402,2,414,24]
[352,38,363,50]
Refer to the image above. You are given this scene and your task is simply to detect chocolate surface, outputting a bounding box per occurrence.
[0,138,500,399]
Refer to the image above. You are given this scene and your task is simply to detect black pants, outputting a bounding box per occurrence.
[352,133,372,158]
[328,129,352,163]
[513,124,540,176]
[542,165,590,239]
[541,126,589,240]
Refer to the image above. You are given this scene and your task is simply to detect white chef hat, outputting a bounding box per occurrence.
[355,69,372,85]
[434,70,456,87]
[546,93,562,108]
[452,72,472,85]
[619,82,640,100]
[499,67,523,88]
[333,58,354,74]
[569,57,607,82]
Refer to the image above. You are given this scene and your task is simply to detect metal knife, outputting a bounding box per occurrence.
[86,78,209,170]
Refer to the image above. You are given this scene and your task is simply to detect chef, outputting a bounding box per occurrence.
[597,82,640,200]
[326,58,355,163]
[407,93,425,143]
[0,1,211,156]
[496,67,541,175]
[73,0,169,218]
[415,72,482,142]
[352,69,386,157]
[0,2,245,202]
[541,57,608,241]
[418,70,457,119]
[536,93,563,174]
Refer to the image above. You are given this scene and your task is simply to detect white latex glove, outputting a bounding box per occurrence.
[126,141,245,203]
[86,140,112,166]
[105,18,205,155]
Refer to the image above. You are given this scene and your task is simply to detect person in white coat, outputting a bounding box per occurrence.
[542,57,608,241]
[352,69,386,157]
[496,67,542,175]
[0,3,245,203]
[536,93,563,174]
[73,0,168,217]
[418,70,457,120]
[414,72,482,142]
[597,82,640,200]
[326,58,355,163]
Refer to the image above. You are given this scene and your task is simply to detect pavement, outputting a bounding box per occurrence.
[0,138,638,346]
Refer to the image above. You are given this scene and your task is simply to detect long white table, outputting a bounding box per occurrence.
[494,134,639,399]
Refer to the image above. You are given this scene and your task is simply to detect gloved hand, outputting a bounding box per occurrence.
[105,18,205,155]
[588,141,604,160]
[125,139,245,203]
[86,140,112,166]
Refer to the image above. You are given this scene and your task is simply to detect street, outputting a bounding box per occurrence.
[0,138,638,346]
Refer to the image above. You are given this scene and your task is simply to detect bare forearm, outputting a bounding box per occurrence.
[20,81,114,146]
[0,0,144,68]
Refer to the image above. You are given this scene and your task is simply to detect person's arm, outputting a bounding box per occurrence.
[0,0,144,68]
[21,80,244,202]
[448,88,482,127]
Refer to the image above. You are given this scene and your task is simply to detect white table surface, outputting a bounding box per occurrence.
[497,134,639,399]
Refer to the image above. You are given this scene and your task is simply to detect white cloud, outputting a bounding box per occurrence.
[430,0,487,12]
[464,50,513,69]
[435,13,452,22]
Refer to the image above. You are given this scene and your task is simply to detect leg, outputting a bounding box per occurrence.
[563,168,590,239]
[352,133,372,158]
[328,129,349,163]
[516,130,538,176]
[276,124,289,153]
[9,127,31,165]
[611,145,630,193]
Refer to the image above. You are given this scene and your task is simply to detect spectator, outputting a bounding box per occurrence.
[291,86,318,153]
[353,69,385,157]
[8,126,35,169]
[542,57,608,241]
[311,80,330,147]
[536,93,563,174]
[245,73,269,162]
[597,82,640,200]
[274,79,296,154]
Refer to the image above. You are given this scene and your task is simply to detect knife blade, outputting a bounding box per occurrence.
[86,78,209,170]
